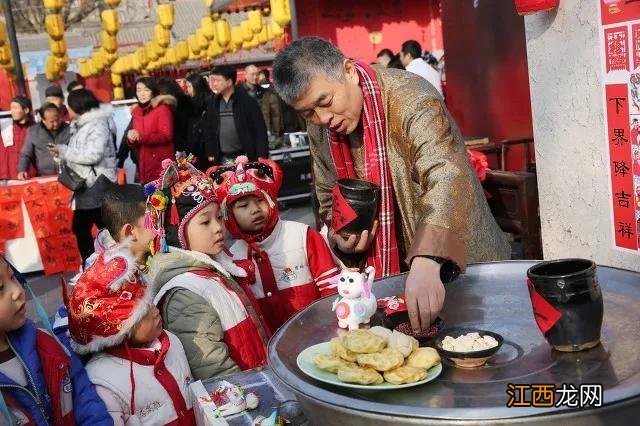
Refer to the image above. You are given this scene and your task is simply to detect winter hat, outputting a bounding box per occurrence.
[66,244,151,355]
[208,155,283,241]
[144,152,217,252]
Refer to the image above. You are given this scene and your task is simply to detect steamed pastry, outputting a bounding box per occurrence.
[337,364,384,385]
[388,330,419,357]
[383,365,427,385]
[369,326,393,342]
[406,347,441,370]
[313,354,356,373]
[330,337,358,362]
[344,329,386,354]
[356,348,405,372]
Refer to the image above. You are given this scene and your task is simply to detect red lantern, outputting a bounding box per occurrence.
[515,0,559,16]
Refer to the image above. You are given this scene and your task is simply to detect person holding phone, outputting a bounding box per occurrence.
[17,103,70,179]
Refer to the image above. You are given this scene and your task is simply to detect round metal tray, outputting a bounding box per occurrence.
[268,261,640,425]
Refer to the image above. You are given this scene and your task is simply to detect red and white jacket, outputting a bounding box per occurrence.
[152,250,268,371]
[86,331,194,426]
[228,220,339,331]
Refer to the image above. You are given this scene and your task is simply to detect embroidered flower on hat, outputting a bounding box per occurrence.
[149,190,169,211]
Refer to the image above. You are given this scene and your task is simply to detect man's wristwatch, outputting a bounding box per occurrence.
[412,255,461,284]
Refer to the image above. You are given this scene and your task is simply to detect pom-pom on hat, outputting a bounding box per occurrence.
[208,155,283,240]
[144,152,217,252]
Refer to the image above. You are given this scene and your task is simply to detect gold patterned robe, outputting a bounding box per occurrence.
[308,67,511,272]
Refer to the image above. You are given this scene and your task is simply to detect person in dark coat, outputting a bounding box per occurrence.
[184,73,213,170]
[17,103,70,178]
[204,65,269,166]
[157,77,193,153]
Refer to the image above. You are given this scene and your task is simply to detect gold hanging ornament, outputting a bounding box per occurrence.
[248,10,263,34]
[136,47,149,67]
[100,31,117,53]
[49,39,66,57]
[201,17,215,40]
[207,40,222,58]
[165,47,178,65]
[43,0,64,12]
[258,24,268,44]
[45,14,65,40]
[111,73,122,86]
[270,20,284,38]
[113,86,125,100]
[176,41,189,62]
[270,0,291,27]
[0,22,6,47]
[196,29,209,50]
[231,26,243,49]
[101,9,119,35]
[240,20,252,42]
[188,34,201,55]
[146,43,160,62]
[154,24,171,48]
[214,19,231,47]
[156,3,175,29]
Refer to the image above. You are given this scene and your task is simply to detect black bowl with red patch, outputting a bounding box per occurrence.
[382,311,444,344]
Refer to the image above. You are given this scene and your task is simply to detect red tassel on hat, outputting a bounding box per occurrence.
[170,198,179,225]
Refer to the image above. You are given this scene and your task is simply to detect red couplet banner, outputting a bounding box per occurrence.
[605,84,638,250]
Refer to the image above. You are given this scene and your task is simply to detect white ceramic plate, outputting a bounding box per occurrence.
[296,342,442,390]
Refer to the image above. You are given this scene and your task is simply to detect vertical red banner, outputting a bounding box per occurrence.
[633,24,640,71]
[606,84,638,250]
[605,26,630,73]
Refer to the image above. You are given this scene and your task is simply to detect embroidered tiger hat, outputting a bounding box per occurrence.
[207,155,283,240]
[66,244,151,354]
[144,152,217,252]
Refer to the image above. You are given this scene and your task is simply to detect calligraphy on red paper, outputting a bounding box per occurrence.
[606,26,630,73]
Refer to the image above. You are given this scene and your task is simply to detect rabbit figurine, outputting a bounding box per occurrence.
[332,266,377,330]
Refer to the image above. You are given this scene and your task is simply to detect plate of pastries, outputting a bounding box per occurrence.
[297,327,442,390]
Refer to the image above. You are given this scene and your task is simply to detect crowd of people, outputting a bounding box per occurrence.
[0,65,307,266]
[0,36,509,425]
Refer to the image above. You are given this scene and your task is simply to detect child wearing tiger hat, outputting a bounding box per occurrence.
[146,153,270,380]
[210,155,339,331]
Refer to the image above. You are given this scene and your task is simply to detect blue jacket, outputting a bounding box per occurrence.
[0,319,113,425]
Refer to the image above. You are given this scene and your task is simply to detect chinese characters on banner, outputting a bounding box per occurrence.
[600,1,640,252]
[0,181,80,274]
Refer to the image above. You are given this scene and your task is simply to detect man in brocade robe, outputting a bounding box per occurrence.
[272,38,510,333]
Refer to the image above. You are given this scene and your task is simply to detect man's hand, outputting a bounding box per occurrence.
[47,144,59,158]
[16,171,29,180]
[330,220,378,254]
[405,257,445,333]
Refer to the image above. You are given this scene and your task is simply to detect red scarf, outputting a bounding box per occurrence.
[328,61,400,278]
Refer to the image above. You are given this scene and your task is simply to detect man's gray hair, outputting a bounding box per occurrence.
[272,37,346,104]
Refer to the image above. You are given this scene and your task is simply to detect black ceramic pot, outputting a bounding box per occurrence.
[527,258,603,352]
[335,178,380,235]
